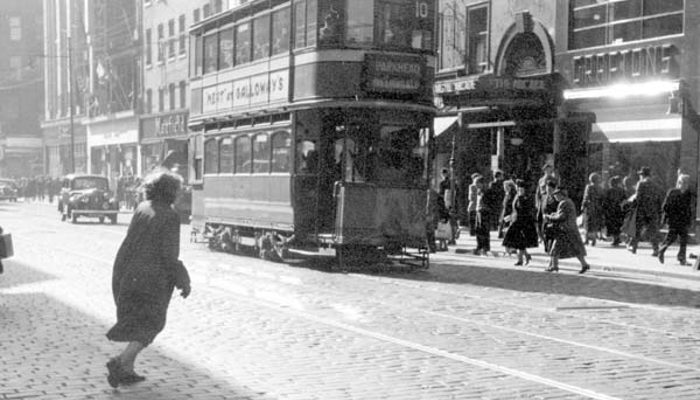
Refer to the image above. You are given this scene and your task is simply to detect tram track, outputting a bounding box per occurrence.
[10,203,700,398]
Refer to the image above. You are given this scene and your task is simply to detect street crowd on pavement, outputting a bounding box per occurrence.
[431,164,700,279]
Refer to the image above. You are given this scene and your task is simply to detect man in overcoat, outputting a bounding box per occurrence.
[658,174,694,265]
[629,167,663,255]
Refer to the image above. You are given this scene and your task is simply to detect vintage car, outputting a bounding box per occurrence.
[58,174,118,224]
[0,179,18,202]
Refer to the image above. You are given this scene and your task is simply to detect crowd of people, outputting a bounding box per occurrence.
[9,175,144,210]
[429,164,695,271]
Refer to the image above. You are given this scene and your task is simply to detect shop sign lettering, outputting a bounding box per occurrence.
[572,44,678,87]
[364,54,424,94]
[155,113,187,138]
[202,83,234,113]
[233,71,288,107]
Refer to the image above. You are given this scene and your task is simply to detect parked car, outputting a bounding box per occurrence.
[0,179,18,202]
[58,174,119,224]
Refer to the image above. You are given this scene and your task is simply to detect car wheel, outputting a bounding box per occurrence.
[99,216,105,224]
[71,212,78,223]
[110,215,117,224]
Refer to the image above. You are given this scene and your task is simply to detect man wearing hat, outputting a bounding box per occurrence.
[629,166,663,255]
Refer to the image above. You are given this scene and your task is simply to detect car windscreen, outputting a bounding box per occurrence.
[72,178,108,191]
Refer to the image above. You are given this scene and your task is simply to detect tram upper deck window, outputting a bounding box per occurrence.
[203,33,218,73]
[235,22,252,65]
[294,0,318,49]
[219,28,234,70]
[253,15,271,60]
[191,34,203,76]
[346,0,373,45]
[271,131,291,173]
[234,136,252,174]
[272,8,291,55]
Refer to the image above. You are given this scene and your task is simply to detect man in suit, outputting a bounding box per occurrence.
[629,166,663,255]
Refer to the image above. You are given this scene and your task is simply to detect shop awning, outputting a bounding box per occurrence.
[590,117,681,143]
[579,102,682,144]
[433,116,459,137]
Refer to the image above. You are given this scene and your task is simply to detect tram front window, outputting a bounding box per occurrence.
[333,124,424,186]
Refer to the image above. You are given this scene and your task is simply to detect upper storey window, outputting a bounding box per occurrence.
[191,0,435,78]
[570,0,683,50]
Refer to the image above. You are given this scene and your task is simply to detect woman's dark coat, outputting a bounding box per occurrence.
[581,183,604,233]
[502,194,539,250]
[107,200,185,346]
[548,197,587,259]
[604,186,627,236]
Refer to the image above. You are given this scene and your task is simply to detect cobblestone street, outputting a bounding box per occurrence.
[3,201,700,399]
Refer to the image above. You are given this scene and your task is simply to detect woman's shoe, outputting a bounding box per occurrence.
[579,264,590,274]
[106,357,123,388]
[514,259,523,266]
[525,254,532,265]
[545,266,559,272]
[120,372,146,385]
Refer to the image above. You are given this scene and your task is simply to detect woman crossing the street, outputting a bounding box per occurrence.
[105,169,191,388]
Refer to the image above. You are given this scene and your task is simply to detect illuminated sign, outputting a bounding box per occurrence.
[572,44,679,87]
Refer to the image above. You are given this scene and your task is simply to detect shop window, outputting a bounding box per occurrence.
[9,17,21,41]
[346,0,373,45]
[272,8,290,55]
[219,27,234,69]
[203,33,218,73]
[204,138,219,174]
[466,4,488,74]
[252,133,270,173]
[235,22,252,65]
[219,137,234,173]
[235,136,252,173]
[253,15,271,60]
[570,0,683,50]
[271,131,291,173]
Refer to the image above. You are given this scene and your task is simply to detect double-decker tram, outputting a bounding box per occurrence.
[188,0,436,268]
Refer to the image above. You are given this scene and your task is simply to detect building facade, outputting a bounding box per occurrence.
[433,0,576,219]
[141,0,220,180]
[556,0,693,195]
[1,0,45,178]
[83,0,140,183]
[41,0,89,177]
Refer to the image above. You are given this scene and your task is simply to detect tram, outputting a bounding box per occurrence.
[188,0,436,267]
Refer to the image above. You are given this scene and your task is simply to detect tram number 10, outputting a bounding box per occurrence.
[415,1,429,18]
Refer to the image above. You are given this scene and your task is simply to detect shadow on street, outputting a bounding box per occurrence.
[0,261,271,400]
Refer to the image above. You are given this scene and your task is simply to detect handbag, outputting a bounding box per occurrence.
[435,221,452,240]
[0,233,13,259]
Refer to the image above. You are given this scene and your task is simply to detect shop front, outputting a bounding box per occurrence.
[433,12,586,219]
[559,43,689,193]
[140,111,189,180]
[85,113,140,188]
[41,122,88,177]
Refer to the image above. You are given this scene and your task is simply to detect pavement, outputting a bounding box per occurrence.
[440,227,700,283]
[20,197,700,283]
